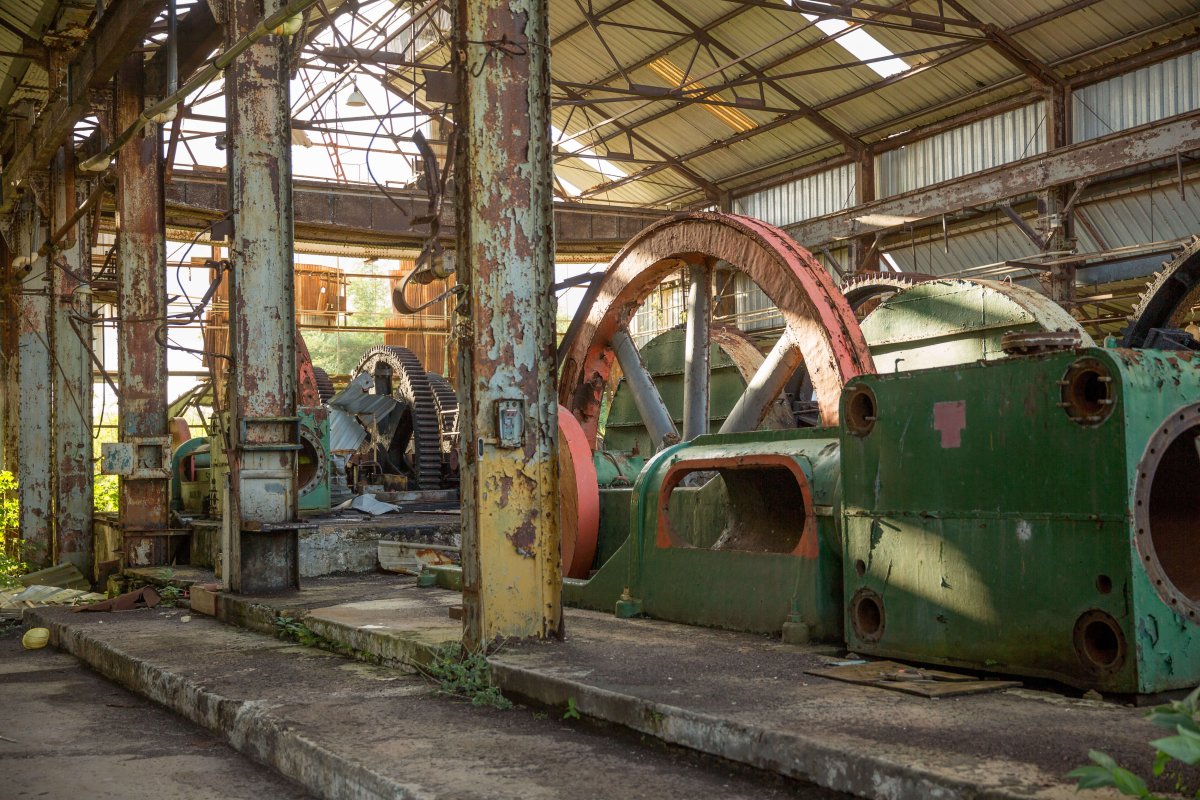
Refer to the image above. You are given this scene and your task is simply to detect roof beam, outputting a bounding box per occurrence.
[154,171,671,253]
[941,0,1063,88]
[784,110,1200,250]
[1,0,165,215]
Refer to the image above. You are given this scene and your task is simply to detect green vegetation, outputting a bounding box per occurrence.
[1071,686,1200,798]
[421,642,512,710]
[92,421,119,513]
[0,470,24,587]
[305,263,394,375]
[563,697,581,720]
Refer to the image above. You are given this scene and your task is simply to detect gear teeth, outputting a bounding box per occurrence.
[1124,238,1200,348]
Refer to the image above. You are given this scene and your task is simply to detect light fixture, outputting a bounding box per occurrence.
[345,83,367,108]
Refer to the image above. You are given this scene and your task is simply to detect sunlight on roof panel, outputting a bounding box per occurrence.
[552,124,627,188]
[789,2,910,78]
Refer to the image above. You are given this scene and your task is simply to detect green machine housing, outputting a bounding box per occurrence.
[840,347,1200,694]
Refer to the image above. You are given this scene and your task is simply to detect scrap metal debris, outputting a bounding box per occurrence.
[806,659,1020,698]
[74,586,161,613]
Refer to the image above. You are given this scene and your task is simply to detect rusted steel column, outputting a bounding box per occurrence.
[223,0,300,593]
[849,150,879,274]
[12,200,54,567]
[0,229,15,474]
[49,145,95,576]
[116,54,172,563]
[455,0,562,647]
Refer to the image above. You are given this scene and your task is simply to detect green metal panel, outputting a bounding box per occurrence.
[567,429,843,638]
[839,348,1200,693]
[861,279,1094,373]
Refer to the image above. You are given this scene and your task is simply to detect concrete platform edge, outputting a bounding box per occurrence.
[487,659,1036,800]
[25,608,425,800]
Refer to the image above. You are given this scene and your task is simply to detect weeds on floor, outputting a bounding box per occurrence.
[158,585,186,608]
[421,642,512,710]
[274,615,359,658]
[1071,685,1200,799]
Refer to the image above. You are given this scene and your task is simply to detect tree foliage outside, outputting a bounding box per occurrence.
[305,264,393,375]
[93,417,119,513]
[1071,686,1200,799]
[0,470,26,586]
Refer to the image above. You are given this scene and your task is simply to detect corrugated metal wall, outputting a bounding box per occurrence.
[1073,50,1200,142]
[733,163,856,228]
[876,103,1048,196]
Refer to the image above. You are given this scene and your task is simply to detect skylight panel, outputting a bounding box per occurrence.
[790,3,911,78]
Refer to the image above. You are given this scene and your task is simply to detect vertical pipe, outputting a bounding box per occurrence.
[612,330,679,451]
[223,0,299,593]
[681,260,711,441]
[13,202,54,567]
[116,54,171,564]
[456,0,561,648]
[50,146,94,577]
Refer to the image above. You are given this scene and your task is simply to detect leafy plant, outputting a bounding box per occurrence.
[421,642,512,710]
[0,471,26,587]
[158,585,187,608]
[1070,686,1200,799]
[93,475,119,513]
[563,697,581,720]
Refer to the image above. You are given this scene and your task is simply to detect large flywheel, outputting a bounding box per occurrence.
[559,212,875,450]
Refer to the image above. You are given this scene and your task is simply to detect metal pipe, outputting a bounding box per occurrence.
[682,260,711,441]
[720,332,803,434]
[612,329,680,450]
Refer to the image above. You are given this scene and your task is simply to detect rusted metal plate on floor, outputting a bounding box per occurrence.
[806,660,1020,698]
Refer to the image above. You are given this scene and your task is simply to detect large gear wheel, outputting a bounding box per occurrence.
[426,372,459,484]
[354,346,444,490]
[312,366,336,404]
[840,271,937,316]
[1123,237,1200,348]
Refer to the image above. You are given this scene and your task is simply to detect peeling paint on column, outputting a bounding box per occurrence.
[13,201,54,568]
[116,54,171,563]
[50,145,94,576]
[456,0,562,648]
[223,0,300,593]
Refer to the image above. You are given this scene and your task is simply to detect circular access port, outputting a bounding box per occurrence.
[297,426,325,496]
[1073,610,1127,673]
[850,588,885,643]
[1135,404,1200,619]
[845,385,877,437]
[1060,358,1115,425]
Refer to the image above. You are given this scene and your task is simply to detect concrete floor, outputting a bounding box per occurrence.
[19,610,846,800]
[0,622,314,799]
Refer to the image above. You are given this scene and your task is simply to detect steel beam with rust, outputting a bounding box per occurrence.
[456,0,562,647]
[11,201,54,568]
[49,145,94,576]
[115,55,172,565]
[786,110,1200,251]
[0,0,165,217]
[222,0,300,593]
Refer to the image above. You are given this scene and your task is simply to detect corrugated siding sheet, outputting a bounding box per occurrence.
[733,164,856,228]
[1073,50,1200,142]
[876,103,1048,197]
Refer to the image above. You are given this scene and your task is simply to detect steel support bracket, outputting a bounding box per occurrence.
[238,415,303,451]
[101,436,172,479]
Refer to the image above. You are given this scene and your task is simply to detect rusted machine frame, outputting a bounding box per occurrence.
[455,0,562,647]
[222,0,303,593]
[116,53,174,566]
[49,143,94,575]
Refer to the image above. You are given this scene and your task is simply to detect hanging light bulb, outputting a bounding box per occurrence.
[345,83,367,108]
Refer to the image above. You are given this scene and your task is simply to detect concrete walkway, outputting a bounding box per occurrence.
[171,574,1193,800]
[23,606,843,800]
[0,624,313,799]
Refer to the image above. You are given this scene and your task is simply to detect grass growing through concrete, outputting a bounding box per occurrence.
[421,642,512,710]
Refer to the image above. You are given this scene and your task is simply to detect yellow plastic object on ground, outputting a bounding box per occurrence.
[21,627,49,650]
